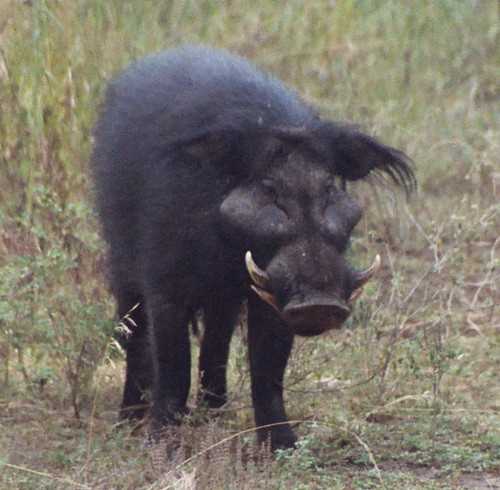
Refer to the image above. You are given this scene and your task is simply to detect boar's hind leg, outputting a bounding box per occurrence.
[198,296,241,409]
[148,297,191,433]
[247,294,296,451]
[117,293,152,421]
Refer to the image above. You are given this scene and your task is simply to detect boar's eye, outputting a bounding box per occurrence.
[323,205,349,251]
[262,179,278,198]
[267,139,289,161]
[262,179,289,216]
[325,179,336,195]
[273,143,288,160]
[323,179,340,206]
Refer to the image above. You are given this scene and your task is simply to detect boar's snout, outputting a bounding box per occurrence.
[281,295,351,336]
[245,251,381,336]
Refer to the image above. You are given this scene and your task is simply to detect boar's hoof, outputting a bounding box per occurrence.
[258,428,298,453]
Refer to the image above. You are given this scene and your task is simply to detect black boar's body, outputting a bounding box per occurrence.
[92,45,415,450]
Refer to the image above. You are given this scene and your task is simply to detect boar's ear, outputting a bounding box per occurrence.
[181,131,235,160]
[326,123,416,194]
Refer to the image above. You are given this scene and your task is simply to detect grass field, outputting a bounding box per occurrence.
[0,1,499,488]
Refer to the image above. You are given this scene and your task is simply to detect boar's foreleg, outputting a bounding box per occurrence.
[198,295,241,409]
[148,297,192,433]
[248,294,296,451]
[117,294,152,421]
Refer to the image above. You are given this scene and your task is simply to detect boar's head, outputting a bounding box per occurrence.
[215,121,415,337]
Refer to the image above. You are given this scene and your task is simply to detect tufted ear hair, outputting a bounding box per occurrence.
[320,122,416,195]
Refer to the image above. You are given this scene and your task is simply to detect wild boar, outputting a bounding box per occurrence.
[91,45,415,450]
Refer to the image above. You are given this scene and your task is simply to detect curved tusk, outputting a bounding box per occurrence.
[348,287,364,305]
[352,254,381,289]
[250,285,280,312]
[245,251,270,289]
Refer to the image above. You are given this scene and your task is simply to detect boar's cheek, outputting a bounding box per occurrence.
[321,197,362,250]
[219,188,292,240]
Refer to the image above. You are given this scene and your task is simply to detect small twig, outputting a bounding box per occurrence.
[365,393,432,420]
[384,242,398,308]
[1,462,90,489]
[402,264,434,305]
[348,430,383,485]
[470,236,499,308]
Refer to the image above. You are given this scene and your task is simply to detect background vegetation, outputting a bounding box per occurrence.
[0,0,498,488]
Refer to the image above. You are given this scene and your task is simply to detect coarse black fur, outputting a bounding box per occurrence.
[91,45,415,450]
